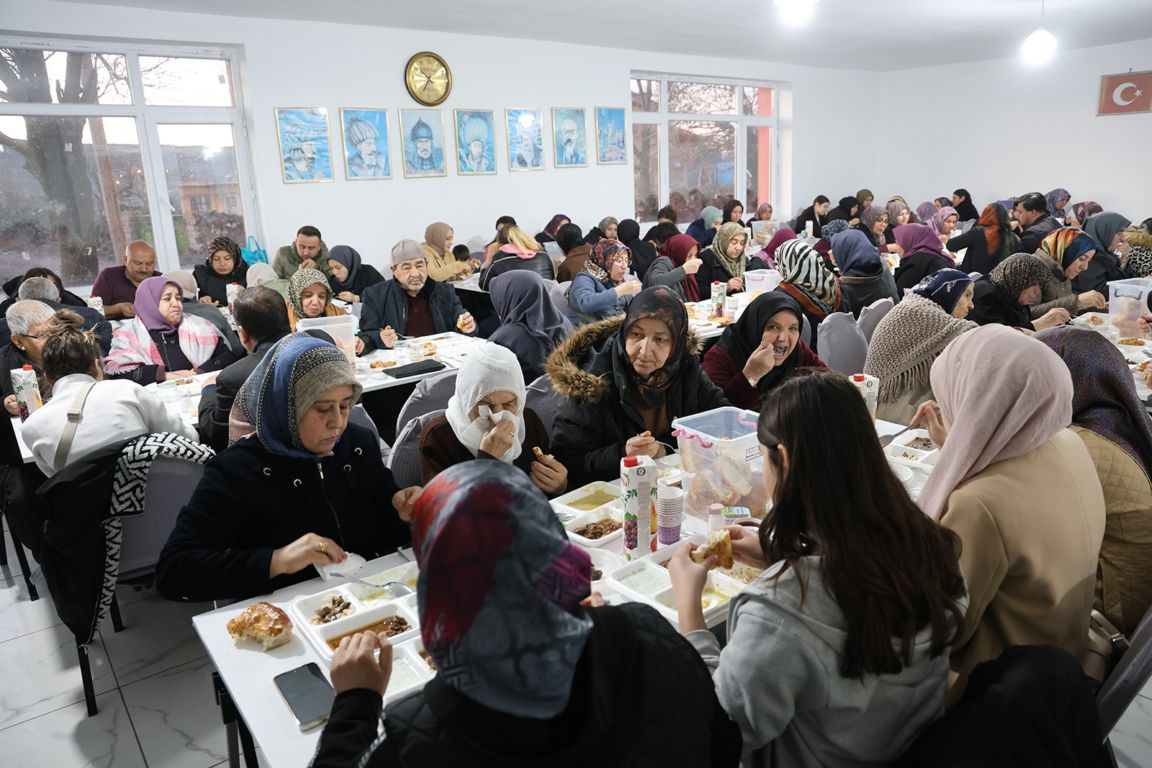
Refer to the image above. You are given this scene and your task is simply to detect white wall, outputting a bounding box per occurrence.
[3,1,879,274]
[876,38,1152,219]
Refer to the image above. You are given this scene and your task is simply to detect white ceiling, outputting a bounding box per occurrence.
[55,0,1152,70]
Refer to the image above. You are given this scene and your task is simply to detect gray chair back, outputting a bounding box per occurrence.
[525,374,563,441]
[800,313,811,348]
[857,297,894,343]
[394,372,457,440]
[118,455,206,581]
[387,410,445,488]
[349,403,381,446]
[816,312,868,374]
[1098,603,1152,735]
[548,280,573,315]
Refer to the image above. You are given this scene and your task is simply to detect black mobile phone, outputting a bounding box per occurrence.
[273,662,335,731]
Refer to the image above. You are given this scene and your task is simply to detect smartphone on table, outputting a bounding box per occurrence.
[273,662,335,731]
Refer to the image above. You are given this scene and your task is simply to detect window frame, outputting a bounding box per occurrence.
[631,71,780,225]
[0,35,260,286]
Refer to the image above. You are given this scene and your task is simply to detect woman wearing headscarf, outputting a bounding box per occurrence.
[912,325,1105,698]
[311,461,741,768]
[567,239,640,325]
[419,342,566,495]
[915,202,938,226]
[1074,212,1134,296]
[1046,188,1071,222]
[750,227,796,270]
[104,276,235,384]
[967,253,1069,331]
[193,236,248,306]
[535,213,569,244]
[893,223,955,292]
[856,205,899,257]
[883,199,911,245]
[478,225,555,290]
[1031,227,1106,319]
[830,229,899,316]
[327,245,385,304]
[155,333,412,601]
[928,206,959,245]
[695,222,749,297]
[1035,327,1152,637]
[702,292,826,411]
[643,233,703,300]
[794,196,831,238]
[812,219,850,263]
[487,270,572,383]
[946,203,1020,274]
[951,189,981,222]
[584,216,619,246]
[686,205,723,248]
[1123,224,1152,278]
[722,198,745,226]
[422,222,472,282]
[554,222,592,283]
[863,270,976,424]
[245,262,289,297]
[773,239,848,354]
[857,189,874,210]
[747,202,774,225]
[617,218,659,281]
[286,267,345,331]
[826,196,860,225]
[1068,201,1103,229]
[549,286,728,486]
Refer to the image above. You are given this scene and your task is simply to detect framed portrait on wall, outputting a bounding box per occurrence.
[454,109,496,175]
[274,107,333,183]
[595,107,627,165]
[551,107,587,168]
[399,108,447,178]
[505,108,544,172]
[340,108,391,179]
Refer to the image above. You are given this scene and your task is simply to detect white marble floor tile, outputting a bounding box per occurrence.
[0,570,58,643]
[120,656,229,768]
[1112,694,1152,768]
[0,690,146,768]
[115,582,156,608]
[1140,673,1152,701]
[0,624,116,730]
[101,593,213,686]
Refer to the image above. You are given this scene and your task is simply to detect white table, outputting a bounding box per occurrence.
[450,274,487,294]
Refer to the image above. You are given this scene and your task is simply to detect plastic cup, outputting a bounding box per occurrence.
[656,486,685,545]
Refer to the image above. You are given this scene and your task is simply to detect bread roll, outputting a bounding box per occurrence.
[691,530,734,570]
[226,601,293,650]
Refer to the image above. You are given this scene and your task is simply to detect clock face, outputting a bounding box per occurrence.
[405,53,451,106]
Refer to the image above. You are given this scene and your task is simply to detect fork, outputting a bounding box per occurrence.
[342,576,414,598]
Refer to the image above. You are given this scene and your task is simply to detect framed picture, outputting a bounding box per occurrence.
[274,108,333,183]
[399,108,447,178]
[505,108,544,172]
[454,109,497,175]
[551,107,587,168]
[340,108,391,179]
[595,107,627,165]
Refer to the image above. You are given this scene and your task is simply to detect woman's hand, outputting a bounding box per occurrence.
[165,370,197,381]
[579,592,609,608]
[727,277,744,293]
[391,486,422,522]
[199,296,217,305]
[625,430,665,459]
[1076,291,1106,311]
[269,533,345,578]
[742,341,779,387]
[1033,307,1072,330]
[530,453,567,496]
[615,280,642,298]
[726,525,768,568]
[910,400,948,448]
[4,394,20,416]
[330,632,392,696]
[668,542,712,634]
[479,417,517,459]
[337,291,357,303]
[683,256,703,276]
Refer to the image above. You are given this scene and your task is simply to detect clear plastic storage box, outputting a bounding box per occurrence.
[671,407,768,518]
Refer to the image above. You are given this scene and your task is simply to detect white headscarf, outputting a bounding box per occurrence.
[444,342,527,463]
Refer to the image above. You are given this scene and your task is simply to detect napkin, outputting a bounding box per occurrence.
[316,551,366,581]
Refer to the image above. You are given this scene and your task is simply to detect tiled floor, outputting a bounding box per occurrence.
[1,525,1151,768]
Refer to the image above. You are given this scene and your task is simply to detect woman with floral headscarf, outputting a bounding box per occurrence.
[156,333,413,601]
[549,286,728,485]
[311,461,741,767]
[1031,227,1106,320]
[1046,188,1071,222]
[567,239,640,325]
[773,239,848,354]
[696,222,749,297]
[946,203,1020,274]
[286,267,345,331]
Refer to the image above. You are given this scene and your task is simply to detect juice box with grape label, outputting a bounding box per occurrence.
[621,455,657,561]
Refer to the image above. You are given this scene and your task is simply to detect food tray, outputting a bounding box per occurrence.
[345,562,420,606]
[587,548,625,583]
[552,481,621,519]
[655,453,682,486]
[290,587,419,661]
[606,556,744,630]
[884,429,940,471]
[563,504,625,548]
[380,639,435,705]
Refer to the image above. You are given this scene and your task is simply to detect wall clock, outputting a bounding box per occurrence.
[404,51,452,106]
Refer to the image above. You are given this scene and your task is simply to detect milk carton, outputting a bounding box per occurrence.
[851,373,879,420]
[621,455,657,561]
[11,365,42,421]
[226,282,242,309]
[710,281,725,319]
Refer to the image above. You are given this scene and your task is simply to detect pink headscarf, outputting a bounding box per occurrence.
[917,324,1073,521]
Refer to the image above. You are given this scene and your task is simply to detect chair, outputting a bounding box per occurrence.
[526,374,564,441]
[387,410,445,488]
[857,297,895,343]
[548,280,573,315]
[1098,602,1152,737]
[800,313,812,348]
[394,372,457,441]
[349,403,381,448]
[118,455,206,581]
[817,312,869,374]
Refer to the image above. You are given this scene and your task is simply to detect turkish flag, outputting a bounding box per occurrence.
[1098,71,1152,115]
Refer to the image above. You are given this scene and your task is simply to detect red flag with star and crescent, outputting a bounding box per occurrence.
[1098,71,1152,115]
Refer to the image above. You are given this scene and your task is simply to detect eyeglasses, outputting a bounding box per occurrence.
[21,333,44,340]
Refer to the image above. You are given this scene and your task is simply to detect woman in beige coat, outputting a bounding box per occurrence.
[1030,227,1106,319]
[914,325,1106,699]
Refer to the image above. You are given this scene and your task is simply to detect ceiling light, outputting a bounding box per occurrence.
[1020,27,1057,66]
[774,0,817,27]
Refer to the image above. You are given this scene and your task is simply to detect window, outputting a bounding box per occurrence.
[0,41,256,287]
[630,74,778,224]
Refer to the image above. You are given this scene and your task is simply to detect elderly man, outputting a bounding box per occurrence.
[357,239,475,352]
[1014,192,1062,254]
[0,277,112,353]
[273,225,331,280]
[89,240,162,319]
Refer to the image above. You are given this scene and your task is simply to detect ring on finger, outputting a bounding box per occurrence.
[315,541,327,554]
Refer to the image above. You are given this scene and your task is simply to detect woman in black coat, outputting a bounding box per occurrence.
[478,225,555,290]
[327,245,385,304]
[547,287,728,486]
[946,203,1020,275]
[155,334,412,601]
[193,236,248,305]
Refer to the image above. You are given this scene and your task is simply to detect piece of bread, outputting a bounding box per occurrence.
[226,601,293,651]
[691,530,734,570]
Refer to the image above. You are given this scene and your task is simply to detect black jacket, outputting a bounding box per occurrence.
[311,603,741,768]
[946,227,997,275]
[546,317,728,486]
[478,251,555,291]
[193,262,248,305]
[694,247,741,299]
[1019,214,1061,254]
[840,268,900,318]
[967,280,1034,330]
[155,424,408,602]
[358,279,470,352]
[625,240,659,282]
[1071,250,1126,297]
[330,264,386,299]
[196,335,284,451]
[894,252,955,292]
[0,274,88,316]
[0,299,112,354]
[0,343,44,401]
